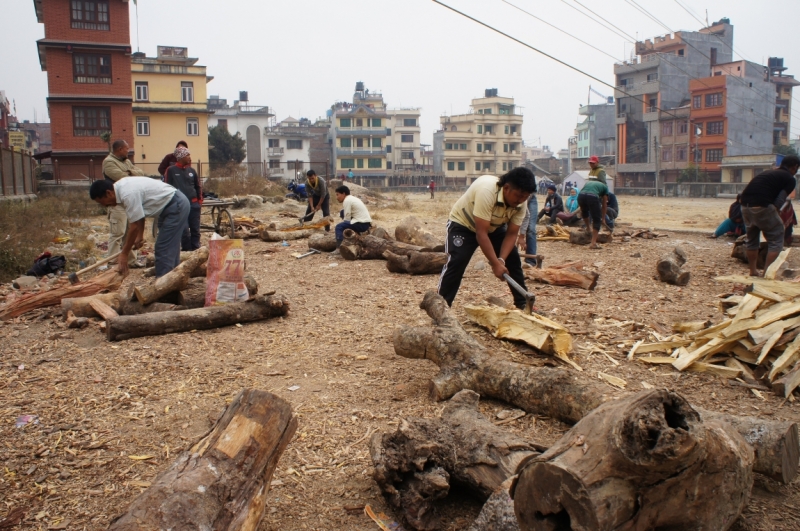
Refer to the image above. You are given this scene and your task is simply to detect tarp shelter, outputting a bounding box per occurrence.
[564,170,615,194]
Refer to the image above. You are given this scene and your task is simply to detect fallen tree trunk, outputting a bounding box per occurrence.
[308,232,338,252]
[384,250,447,275]
[568,230,612,246]
[134,247,209,305]
[395,215,443,251]
[259,228,319,242]
[107,293,289,341]
[524,266,599,290]
[0,270,124,320]
[467,479,519,531]
[176,277,208,309]
[657,246,691,286]
[370,390,540,530]
[394,291,799,483]
[119,300,185,315]
[512,389,753,531]
[340,229,436,261]
[108,388,296,531]
[61,292,121,319]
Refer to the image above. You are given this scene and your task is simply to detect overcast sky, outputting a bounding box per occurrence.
[3,0,798,152]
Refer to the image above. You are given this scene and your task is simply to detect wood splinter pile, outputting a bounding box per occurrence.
[629,249,800,397]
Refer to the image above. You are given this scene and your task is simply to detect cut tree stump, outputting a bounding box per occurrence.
[395,215,443,251]
[340,229,440,261]
[657,246,691,285]
[512,389,753,531]
[568,230,612,246]
[394,291,800,483]
[61,292,121,319]
[370,389,541,530]
[0,270,124,320]
[134,247,209,305]
[108,389,296,531]
[107,293,289,341]
[384,250,447,275]
[524,266,599,290]
[308,232,338,252]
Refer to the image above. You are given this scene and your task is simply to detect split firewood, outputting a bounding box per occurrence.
[370,390,541,531]
[307,232,338,252]
[89,299,119,320]
[395,291,800,483]
[568,229,612,246]
[0,270,124,320]
[524,266,599,290]
[108,389,296,531]
[384,250,447,275]
[765,248,791,280]
[395,215,443,250]
[134,247,209,305]
[340,229,440,261]
[512,389,753,531]
[657,246,691,285]
[107,293,289,341]
[61,292,121,319]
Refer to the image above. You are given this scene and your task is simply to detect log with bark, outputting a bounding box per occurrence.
[340,229,442,261]
[259,228,318,242]
[395,215,444,251]
[568,229,612,246]
[467,478,519,531]
[145,251,195,268]
[119,300,185,315]
[175,275,258,309]
[732,237,767,269]
[370,389,541,530]
[134,247,209,305]
[657,246,691,286]
[307,232,338,252]
[524,266,599,290]
[384,250,447,275]
[108,388,296,531]
[107,293,289,341]
[61,292,121,319]
[0,270,124,320]
[394,291,800,483]
[512,389,754,531]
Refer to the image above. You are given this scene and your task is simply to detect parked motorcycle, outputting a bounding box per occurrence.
[286,181,308,202]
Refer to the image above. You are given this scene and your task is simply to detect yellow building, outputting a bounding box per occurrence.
[131,46,212,175]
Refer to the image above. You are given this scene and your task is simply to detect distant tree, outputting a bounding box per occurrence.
[99,131,112,153]
[774,144,798,157]
[678,163,708,183]
[208,126,246,164]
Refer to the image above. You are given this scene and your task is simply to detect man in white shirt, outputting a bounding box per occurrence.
[332,185,372,254]
[89,178,189,277]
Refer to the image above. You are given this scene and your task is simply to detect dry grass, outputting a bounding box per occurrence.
[204,163,282,198]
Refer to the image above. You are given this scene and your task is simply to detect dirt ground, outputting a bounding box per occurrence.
[2,191,800,531]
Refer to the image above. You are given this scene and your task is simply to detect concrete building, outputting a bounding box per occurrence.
[435,89,523,183]
[386,107,421,171]
[572,102,615,171]
[767,58,798,148]
[34,0,134,180]
[264,116,330,180]
[521,144,553,162]
[655,105,690,184]
[207,94,275,172]
[556,147,571,176]
[614,18,734,189]
[131,46,212,175]
[720,154,775,183]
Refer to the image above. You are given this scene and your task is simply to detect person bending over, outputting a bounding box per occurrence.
[301,170,330,231]
[333,185,372,254]
[577,175,609,249]
[711,194,745,239]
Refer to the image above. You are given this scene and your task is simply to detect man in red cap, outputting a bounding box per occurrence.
[588,155,607,185]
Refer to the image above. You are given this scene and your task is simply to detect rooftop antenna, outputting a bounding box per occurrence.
[133,0,140,52]
[705,9,709,27]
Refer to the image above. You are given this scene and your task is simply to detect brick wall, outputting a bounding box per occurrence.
[43,0,130,43]
[49,102,132,153]
[45,48,131,96]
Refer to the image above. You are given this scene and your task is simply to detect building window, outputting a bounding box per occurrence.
[134,82,148,101]
[217,119,227,131]
[661,121,673,136]
[287,139,303,149]
[181,82,194,103]
[371,118,381,127]
[477,143,483,152]
[705,148,723,162]
[647,73,658,82]
[477,125,483,134]
[504,125,509,134]
[340,138,351,148]
[136,117,149,136]
[458,161,465,171]
[447,162,455,171]
[340,118,351,128]
[368,158,382,168]
[357,159,364,168]
[356,119,363,127]
[661,147,672,162]
[401,134,413,143]
[475,162,481,171]
[387,162,392,169]
[445,143,453,150]
[485,126,493,134]
[692,95,702,109]
[71,0,109,30]
[401,151,414,159]
[341,159,355,169]
[268,138,279,147]
[356,138,364,148]
[483,109,492,114]
[706,121,724,135]
[676,145,687,161]
[371,138,382,148]
[483,162,491,170]
[705,93,723,107]
[694,149,702,163]
[72,106,110,136]
[403,118,416,126]
[186,118,199,136]
[502,162,507,171]
[732,169,742,183]
[460,143,467,150]
[269,159,281,169]
[73,54,111,84]
[678,121,688,135]
[503,143,509,153]
[386,145,392,153]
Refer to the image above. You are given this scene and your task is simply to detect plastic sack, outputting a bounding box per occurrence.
[205,239,249,306]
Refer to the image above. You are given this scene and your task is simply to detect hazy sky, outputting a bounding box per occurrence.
[3,0,798,151]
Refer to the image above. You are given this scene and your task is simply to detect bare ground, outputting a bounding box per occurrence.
[2,192,800,530]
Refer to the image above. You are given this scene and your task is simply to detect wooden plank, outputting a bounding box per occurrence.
[673,337,734,371]
[89,299,119,321]
[723,300,800,339]
[627,339,644,361]
[768,335,800,381]
[765,248,791,280]
[726,358,758,384]
[746,284,785,303]
[716,275,800,297]
[731,294,762,325]
[636,357,676,364]
[757,328,785,365]
[696,319,733,339]
[633,340,692,354]
[686,362,742,379]
[772,364,800,397]
[672,320,711,333]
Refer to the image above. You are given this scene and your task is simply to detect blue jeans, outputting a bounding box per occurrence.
[335,220,371,241]
[714,218,744,237]
[525,194,538,266]
[155,191,190,277]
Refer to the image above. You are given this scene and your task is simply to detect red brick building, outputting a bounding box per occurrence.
[34,0,133,180]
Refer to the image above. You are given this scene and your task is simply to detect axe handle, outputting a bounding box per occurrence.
[73,252,121,277]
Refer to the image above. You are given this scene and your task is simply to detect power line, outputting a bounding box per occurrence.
[565,0,635,43]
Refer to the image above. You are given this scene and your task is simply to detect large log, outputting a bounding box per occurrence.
[108,389,296,531]
[60,292,121,319]
[395,215,443,251]
[370,390,540,530]
[512,389,753,531]
[394,291,799,483]
[340,229,435,261]
[107,293,289,341]
[384,250,447,275]
[467,479,519,531]
[657,246,691,286]
[525,266,599,290]
[175,276,258,309]
[145,251,194,268]
[0,270,124,320]
[119,300,185,315]
[568,230,612,246]
[259,228,317,242]
[308,232,338,252]
[134,247,209,305]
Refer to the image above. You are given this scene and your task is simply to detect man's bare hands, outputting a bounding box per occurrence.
[491,261,509,280]
[117,261,129,276]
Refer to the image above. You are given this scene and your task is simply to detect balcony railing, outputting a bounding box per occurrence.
[336,148,387,156]
[267,147,284,155]
[335,127,388,136]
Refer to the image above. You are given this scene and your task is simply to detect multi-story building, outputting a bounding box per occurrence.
[572,102,615,171]
[655,105,691,184]
[386,107,421,171]
[766,58,798,148]
[34,0,133,180]
[521,144,553,163]
[207,94,275,172]
[614,18,734,188]
[435,89,523,182]
[0,91,14,147]
[130,46,211,175]
[556,147,571,176]
[264,116,329,180]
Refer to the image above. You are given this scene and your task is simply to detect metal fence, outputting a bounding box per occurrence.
[0,147,37,197]
[663,182,748,198]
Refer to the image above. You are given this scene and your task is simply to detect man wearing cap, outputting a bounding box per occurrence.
[164,146,202,251]
[102,139,144,267]
[588,155,607,184]
[536,184,564,225]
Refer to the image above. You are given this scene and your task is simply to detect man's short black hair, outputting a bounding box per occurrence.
[176,140,188,148]
[498,167,536,194]
[335,185,350,195]
[111,139,127,152]
[89,179,114,200]
[306,169,317,177]
[780,155,800,171]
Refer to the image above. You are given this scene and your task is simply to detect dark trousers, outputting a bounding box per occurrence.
[302,194,331,231]
[537,207,562,224]
[155,191,190,278]
[578,193,603,230]
[181,204,201,251]
[437,221,528,309]
[335,220,371,241]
